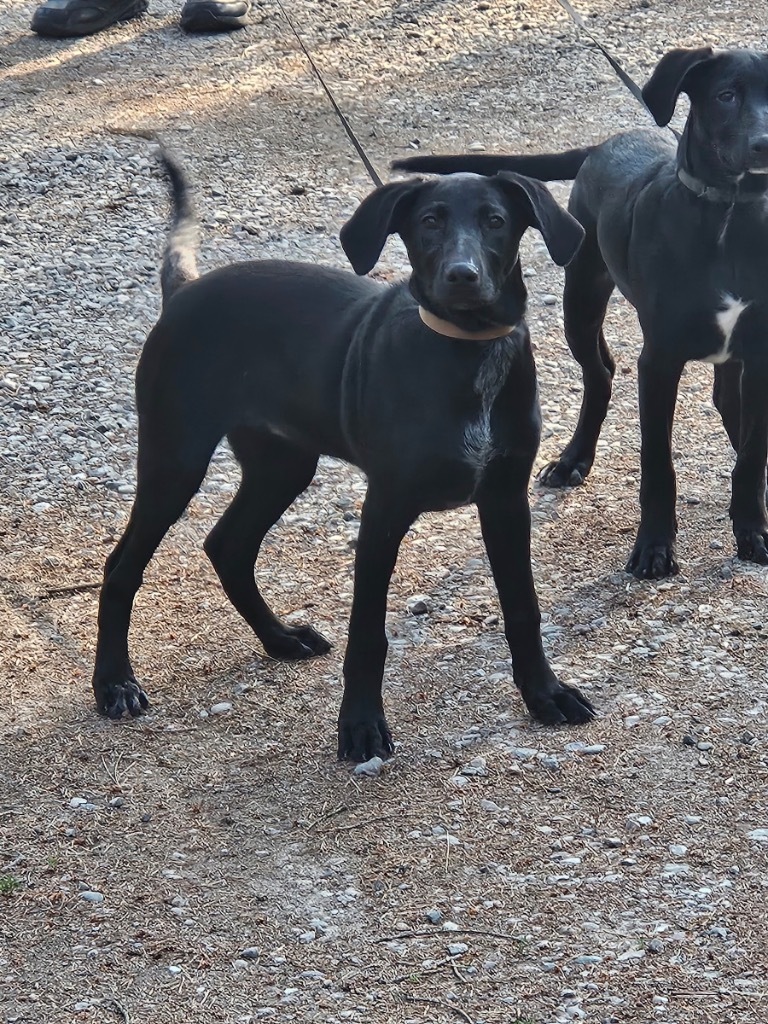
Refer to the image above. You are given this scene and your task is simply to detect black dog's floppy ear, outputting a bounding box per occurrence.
[340,180,424,276]
[641,46,715,127]
[495,171,585,267]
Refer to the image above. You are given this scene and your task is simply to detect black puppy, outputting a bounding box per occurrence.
[92,150,592,761]
[395,47,768,579]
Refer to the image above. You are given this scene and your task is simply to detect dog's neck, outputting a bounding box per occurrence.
[418,307,514,341]
[410,260,527,338]
[677,121,768,203]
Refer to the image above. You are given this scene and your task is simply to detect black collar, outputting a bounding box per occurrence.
[677,166,767,204]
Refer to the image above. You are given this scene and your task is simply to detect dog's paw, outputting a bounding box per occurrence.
[94,675,149,719]
[522,678,595,726]
[262,624,332,660]
[538,457,590,488]
[734,527,768,564]
[625,539,679,579]
[337,705,394,763]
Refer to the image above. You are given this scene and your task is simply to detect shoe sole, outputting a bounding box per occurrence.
[31,0,148,37]
[180,5,249,31]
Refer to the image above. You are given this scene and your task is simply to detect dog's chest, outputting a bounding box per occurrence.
[702,294,750,364]
[460,339,518,480]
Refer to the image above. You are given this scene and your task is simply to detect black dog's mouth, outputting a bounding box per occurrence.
[436,283,498,311]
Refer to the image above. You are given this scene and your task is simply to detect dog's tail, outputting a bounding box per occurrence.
[391,147,594,181]
[158,146,200,307]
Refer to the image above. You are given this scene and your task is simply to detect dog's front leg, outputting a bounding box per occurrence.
[626,351,684,579]
[730,360,768,563]
[337,487,415,762]
[477,459,594,725]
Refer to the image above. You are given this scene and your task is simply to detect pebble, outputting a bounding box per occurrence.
[406,594,431,615]
[425,909,443,925]
[209,702,233,715]
[80,891,104,903]
[240,947,260,960]
[747,828,768,842]
[353,756,384,777]
[448,942,469,956]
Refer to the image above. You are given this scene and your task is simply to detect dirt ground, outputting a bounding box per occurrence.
[2,1,768,1022]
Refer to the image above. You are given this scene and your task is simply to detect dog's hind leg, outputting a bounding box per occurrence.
[712,360,742,451]
[539,230,615,488]
[92,429,220,718]
[204,427,330,660]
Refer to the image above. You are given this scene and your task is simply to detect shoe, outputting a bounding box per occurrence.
[30,0,148,37]
[179,0,250,32]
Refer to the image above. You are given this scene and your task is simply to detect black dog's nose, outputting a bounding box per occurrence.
[750,135,768,157]
[445,262,480,284]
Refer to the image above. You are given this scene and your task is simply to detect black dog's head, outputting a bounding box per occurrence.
[643,47,768,182]
[340,172,583,330]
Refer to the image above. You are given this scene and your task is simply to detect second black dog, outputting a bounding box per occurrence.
[395,46,768,579]
[92,150,592,760]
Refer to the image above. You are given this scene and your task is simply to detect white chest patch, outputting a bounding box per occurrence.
[703,294,748,364]
[462,337,516,479]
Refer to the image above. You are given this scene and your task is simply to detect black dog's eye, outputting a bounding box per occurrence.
[487,214,505,229]
[421,213,439,228]
[717,89,737,103]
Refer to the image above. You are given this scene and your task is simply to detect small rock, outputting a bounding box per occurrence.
[406,595,431,615]
[425,909,443,925]
[240,947,260,960]
[210,702,232,715]
[448,942,469,956]
[668,844,687,857]
[353,756,384,777]
[468,141,485,151]
[747,828,768,843]
[80,891,104,904]
[541,294,557,305]
[510,746,538,760]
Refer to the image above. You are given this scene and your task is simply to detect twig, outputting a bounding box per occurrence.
[380,961,449,985]
[321,813,401,834]
[400,994,474,1024]
[39,581,101,600]
[101,999,130,1024]
[450,960,466,983]
[304,803,348,830]
[375,927,522,944]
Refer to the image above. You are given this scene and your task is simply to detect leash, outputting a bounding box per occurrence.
[273,0,384,188]
[553,0,677,135]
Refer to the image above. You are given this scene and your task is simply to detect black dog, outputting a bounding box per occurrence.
[92,150,593,760]
[395,47,768,579]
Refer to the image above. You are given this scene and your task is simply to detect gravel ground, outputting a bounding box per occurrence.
[2,1,768,1022]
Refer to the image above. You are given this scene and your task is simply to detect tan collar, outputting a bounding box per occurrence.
[418,306,514,341]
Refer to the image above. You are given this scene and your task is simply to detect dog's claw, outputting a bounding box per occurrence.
[538,458,590,489]
[520,676,595,726]
[520,667,598,724]
[337,705,394,762]
[734,528,768,564]
[263,624,332,661]
[626,539,679,579]
[96,677,150,720]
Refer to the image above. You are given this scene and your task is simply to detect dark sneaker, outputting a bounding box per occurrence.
[30,0,148,37]
[179,0,250,32]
